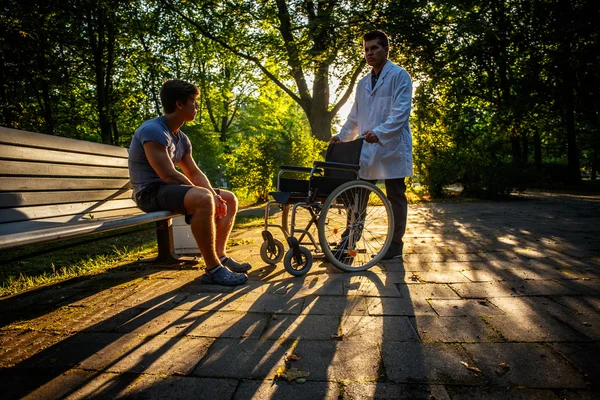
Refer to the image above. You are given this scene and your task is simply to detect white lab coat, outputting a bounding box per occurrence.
[336,60,413,180]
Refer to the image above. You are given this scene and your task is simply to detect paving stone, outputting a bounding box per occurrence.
[115,279,191,309]
[106,336,213,375]
[237,293,304,314]
[411,316,503,343]
[428,299,505,316]
[192,338,288,379]
[555,279,600,295]
[0,330,70,368]
[395,283,460,299]
[173,292,248,312]
[287,340,381,381]
[488,296,573,318]
[550,295,600,315]
[449,282,517,298]
[381,342,484,384]
[444,386,559,399]
[366,297,436,316]
[483,314,591,342]
[300,295,368,316]
[550,312,600,341]
[6,369,133,400]
[343,276,403,297]
[80,306,147,333]
[184,311,268,339]
[18,332,140,371]
[463,343,588,388]
[343,382,450,400]
[408,271,471,283]
[124,375,238,400]
[460,269,507,282]
[234,379,340,400]
[550,342,600,384]
[403,253,483,263]
[261,314,340,340]
[382,260,433,272]
[502,279,578,296]
[114,309,196,336]
[340,316,419,342]
[269,277,343,296]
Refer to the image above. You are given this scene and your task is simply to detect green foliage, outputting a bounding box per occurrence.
[224,82,327,202]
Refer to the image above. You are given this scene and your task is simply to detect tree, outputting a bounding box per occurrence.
[160,0,390,142]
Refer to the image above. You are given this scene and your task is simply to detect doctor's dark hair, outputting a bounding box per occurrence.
[363,31,389,48]
[160,80,200,114]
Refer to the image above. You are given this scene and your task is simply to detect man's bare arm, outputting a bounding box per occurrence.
[177,152,216,193]
[143,141,193,185]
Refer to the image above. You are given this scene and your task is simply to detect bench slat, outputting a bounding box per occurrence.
[0,143,128,167]
[0,207,145,235]
[0,198,139,224]
[0,161,130,178]
[0,177,132,192]
[0,127,128,158]
[0,210,176,251]
[0,189,133,208]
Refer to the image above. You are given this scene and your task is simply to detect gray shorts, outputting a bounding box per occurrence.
[135,183,194,224]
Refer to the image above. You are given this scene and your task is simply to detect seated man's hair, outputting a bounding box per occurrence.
[160,80,200,114]
[363,30,389,48]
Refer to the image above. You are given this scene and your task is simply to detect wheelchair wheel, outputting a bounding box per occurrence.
[283,246,313,276]
[260,239,285,265]
[318,180,393,272]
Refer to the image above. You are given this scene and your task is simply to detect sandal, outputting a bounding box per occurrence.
[201,266,248,286]
[221,257,252,273]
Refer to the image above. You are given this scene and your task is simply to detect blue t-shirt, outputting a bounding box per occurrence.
[128,116,192,196]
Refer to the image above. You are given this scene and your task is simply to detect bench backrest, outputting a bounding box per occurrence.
[0,127,140,231]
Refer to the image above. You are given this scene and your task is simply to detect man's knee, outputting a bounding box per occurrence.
[220,190,239,213]
[184,187,215,216]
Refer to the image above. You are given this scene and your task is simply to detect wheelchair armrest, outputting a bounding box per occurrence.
[279,165,313,173]
[313,161,360,171]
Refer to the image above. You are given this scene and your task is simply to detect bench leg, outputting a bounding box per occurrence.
[141,219,199,266]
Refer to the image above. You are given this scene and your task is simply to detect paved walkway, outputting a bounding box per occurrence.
[1,191,599,399]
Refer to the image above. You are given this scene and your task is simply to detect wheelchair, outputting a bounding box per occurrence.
[259,138,394,276]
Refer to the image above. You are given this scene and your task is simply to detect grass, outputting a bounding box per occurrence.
[0,226,159,298]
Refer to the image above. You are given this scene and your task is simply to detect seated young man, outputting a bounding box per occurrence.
[128,79,250,286]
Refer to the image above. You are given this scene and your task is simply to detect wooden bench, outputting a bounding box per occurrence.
[0,127,196,265]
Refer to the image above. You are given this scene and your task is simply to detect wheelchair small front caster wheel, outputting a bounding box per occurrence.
[260,239,285,265]
[283,246,312,277]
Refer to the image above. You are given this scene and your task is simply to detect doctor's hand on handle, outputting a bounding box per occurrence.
[362,130,379,143]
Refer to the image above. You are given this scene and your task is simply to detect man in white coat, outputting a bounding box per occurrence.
[331,30,412,259]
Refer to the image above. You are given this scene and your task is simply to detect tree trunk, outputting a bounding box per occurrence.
[592,147,598,180]
[521,132,528,166]
[510,126,520,165]
[533,126,542,172]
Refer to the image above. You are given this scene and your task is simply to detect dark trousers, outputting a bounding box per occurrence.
[383,178,408,252]
[340,178,407,252]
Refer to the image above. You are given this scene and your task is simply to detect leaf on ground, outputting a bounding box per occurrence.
[281,368,310,381]
[330,333,344,340]
[286,353,301,361]
[460,361,482,373]
[495,362,511,376]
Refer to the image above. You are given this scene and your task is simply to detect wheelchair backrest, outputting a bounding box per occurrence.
[324,138,364,179]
